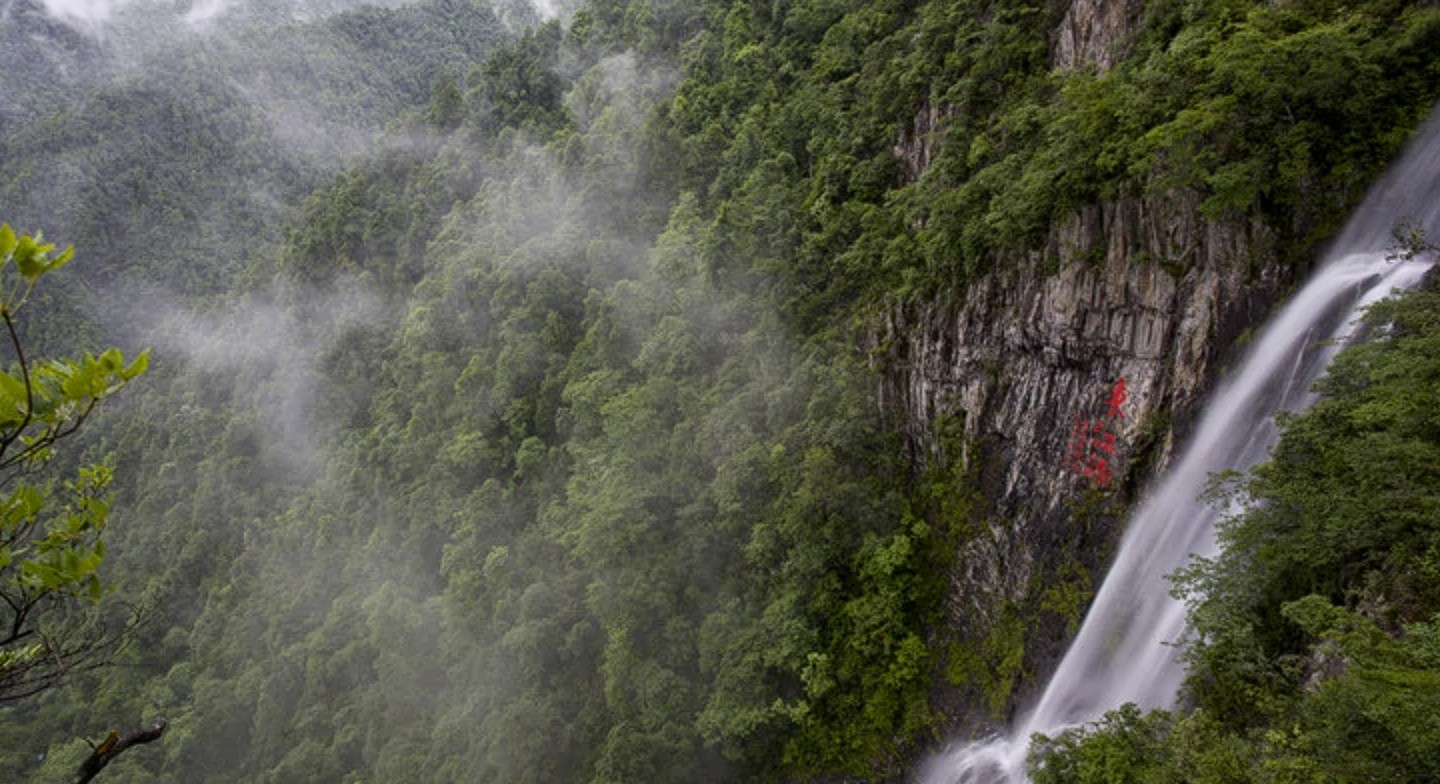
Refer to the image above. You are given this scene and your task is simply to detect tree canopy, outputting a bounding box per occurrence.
[2,0,1439,781]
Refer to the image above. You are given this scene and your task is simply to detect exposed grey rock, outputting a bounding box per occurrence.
[876,190,1287,718]
[882,0,1305,724]
[1301,638,1348,693]
[1053,0,1144,71]
[884,193,1278,504]
[893,101,956,184]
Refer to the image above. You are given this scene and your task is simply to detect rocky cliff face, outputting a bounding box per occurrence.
[893,101,956,184]
[872,0,1325,727]
[1052,0,1144,70]
[884,99,1296,721]
[881,193,1284,649]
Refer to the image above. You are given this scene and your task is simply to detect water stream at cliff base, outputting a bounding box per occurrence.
[918,104,1440,784]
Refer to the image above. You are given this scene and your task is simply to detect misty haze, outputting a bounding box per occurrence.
[2,0,1439,782]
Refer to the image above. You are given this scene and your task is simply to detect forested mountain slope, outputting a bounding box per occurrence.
[1,0,506,297]
[1,0,1438,781]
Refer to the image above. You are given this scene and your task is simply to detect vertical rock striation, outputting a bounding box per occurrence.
[1052,0,1144,70]
[894,101,957,184]
[880,189,1288,720]
[872,0,1319,728]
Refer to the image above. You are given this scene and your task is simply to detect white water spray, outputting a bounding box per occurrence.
[920,104,1440,784]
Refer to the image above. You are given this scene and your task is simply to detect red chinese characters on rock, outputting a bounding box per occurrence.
[1067,378,1128,488]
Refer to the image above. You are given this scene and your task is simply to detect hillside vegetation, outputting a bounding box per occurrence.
[1031,283,1440,783]
[0,0,1438,781]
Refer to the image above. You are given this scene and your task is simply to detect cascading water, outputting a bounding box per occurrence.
[919,104,1440,784]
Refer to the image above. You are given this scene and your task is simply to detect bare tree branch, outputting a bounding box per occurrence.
[0,306,35,466]
[0,603,146,705]
[74,718,167,784]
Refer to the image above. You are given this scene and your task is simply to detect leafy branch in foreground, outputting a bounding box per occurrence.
[0,222,148,705]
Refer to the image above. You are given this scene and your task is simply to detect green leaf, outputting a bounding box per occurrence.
[2,485,46,526]
[121,350,150,380]
[9,232,67,283]
[0,371,27,427]
[98,348,122,373]
[12,235,49,281]
[0,223,15,259]
[50,245,74,273]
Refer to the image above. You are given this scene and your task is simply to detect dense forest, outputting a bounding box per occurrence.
[1,0,1438,781]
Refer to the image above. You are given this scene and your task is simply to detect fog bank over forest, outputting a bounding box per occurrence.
[3,0,1440,782]
[30,0,564,31]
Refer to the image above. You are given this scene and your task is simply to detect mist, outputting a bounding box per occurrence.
[31,0,567,33]
[35,0,129,28]
[3,1,730,778]
[0,0,942,779]
[137,281,388,475]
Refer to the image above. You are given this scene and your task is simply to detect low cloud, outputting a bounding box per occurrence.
[36,0,566,34]
[37,0,131,30]
[139,279,389,476]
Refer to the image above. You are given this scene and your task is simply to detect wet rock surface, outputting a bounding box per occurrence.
[878,190,1289,722]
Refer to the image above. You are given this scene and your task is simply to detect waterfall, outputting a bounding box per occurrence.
[919,104,1440,784]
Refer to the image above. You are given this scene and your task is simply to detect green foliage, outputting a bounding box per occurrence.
[886,0,1440,289]
[0,223,147,704]
[427,71,465,132]
[947,601,1028,718]
[1035,284,1440,781]
[6,0,1440,780]
[471,22,571,138]
[0,0,507,301]
[1179,286,1440,721]
[1030,704,1172,784]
